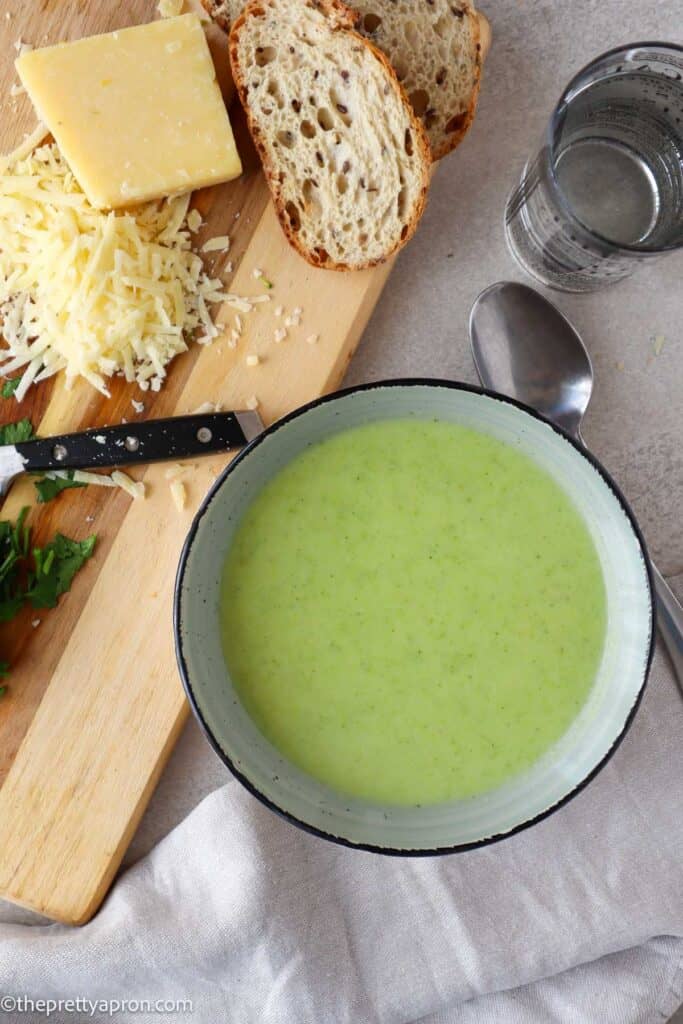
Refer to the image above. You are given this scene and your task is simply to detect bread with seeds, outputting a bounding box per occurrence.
[353,0,482,160]
[204,0,482,161]
[229,0,431,270]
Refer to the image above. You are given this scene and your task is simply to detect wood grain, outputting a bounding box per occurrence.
[0,1,488,923]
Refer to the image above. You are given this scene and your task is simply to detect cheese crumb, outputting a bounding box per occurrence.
[192,401,216,415]
[292,306,303,317]
[246,354,260,367]
[235,314,243,335]
[305,333,319,345]
[111,470,145,500]
[31,618,41,628]
[187,209,202,233]
[201,235,230,253]
[170,479,186,510]
[9,83,25,97]
[274,305,284,317]
[246,395,259,410]
[252,267,263,279]
[131,399,145,414]
[224,295,253,314]
[274,328,287,344]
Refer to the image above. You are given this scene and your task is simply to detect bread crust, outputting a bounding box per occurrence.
[429,4,482,161]
[200,0,232,32]
[229,0,431,271]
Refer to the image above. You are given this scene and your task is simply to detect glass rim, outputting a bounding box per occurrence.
[544,41,683,256]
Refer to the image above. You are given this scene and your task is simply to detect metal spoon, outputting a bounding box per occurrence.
[469,280,682,686]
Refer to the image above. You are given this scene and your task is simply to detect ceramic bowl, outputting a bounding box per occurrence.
[174,380,654,854]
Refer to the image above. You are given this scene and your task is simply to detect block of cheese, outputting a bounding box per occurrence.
[16,14,242,209]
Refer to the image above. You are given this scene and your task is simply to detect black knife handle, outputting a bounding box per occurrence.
[15,412,262,473]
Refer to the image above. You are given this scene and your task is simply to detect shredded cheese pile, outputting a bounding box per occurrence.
[0,142,227,399]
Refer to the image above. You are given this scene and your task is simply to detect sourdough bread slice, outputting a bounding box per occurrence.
[354,0,481,160]
[229,0,431,270]
[201,0,240,32]
[205,0,481,161]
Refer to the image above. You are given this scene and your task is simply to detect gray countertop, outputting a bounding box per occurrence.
[128,0,683,866]
[2,7,681,1006]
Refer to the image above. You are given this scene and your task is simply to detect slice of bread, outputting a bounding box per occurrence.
[204,0,482,161]
[201,0,241,32]
[353,0,482,160]
[229,0,431,270]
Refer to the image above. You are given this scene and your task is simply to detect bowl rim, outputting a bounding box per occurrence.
[174,378,656,856]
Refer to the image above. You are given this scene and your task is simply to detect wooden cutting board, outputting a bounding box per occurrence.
[0,1,489,924]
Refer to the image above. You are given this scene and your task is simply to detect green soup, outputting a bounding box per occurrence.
[220,419,606,806]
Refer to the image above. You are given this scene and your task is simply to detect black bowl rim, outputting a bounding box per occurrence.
[174,378,656,856]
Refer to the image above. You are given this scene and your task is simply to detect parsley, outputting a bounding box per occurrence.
[35,472,87,504]
[0,418,35,445]
[0,508,96,677]
[1,378,20,399]
[28,534,96,609]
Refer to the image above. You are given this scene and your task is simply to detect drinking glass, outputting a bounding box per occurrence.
[505,43,683,292]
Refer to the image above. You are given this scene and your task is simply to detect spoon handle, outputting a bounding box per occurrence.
[651,563,683,691]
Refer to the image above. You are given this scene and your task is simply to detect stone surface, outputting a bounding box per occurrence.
[2,6,681,1013]
[134,0,683,872]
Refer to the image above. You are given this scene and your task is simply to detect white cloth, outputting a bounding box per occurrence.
[0,645,681,1024]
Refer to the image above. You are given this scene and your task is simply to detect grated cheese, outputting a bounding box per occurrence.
[0,142,231,398]
[170,479,186,510]
[111,470,146,499]
[245,354,260,367]
[201,235,230,253]
[186,208,202,233]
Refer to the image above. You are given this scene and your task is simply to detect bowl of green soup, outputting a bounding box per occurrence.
[174,380,654,853]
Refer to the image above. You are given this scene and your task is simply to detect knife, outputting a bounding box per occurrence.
[0,411,264,496]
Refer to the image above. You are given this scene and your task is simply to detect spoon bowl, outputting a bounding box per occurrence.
[470,282,593,439]
[469,280,683,687]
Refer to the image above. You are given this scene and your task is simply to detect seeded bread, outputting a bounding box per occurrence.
[204,0,481,161]
[228,0,431,269]
[353,0,481,160]
[201,0,241,31]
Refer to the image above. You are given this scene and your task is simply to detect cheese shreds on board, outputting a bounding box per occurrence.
[0,142,231,397]
[111,470,146,500]
[170,479,186,510]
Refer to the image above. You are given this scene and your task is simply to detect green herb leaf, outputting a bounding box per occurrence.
[258,275,273,289]
[0,509,96,678]
[34,472,87,504]
[1,378,20,399]
[0,418,35,445]
[28,533,96,609]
